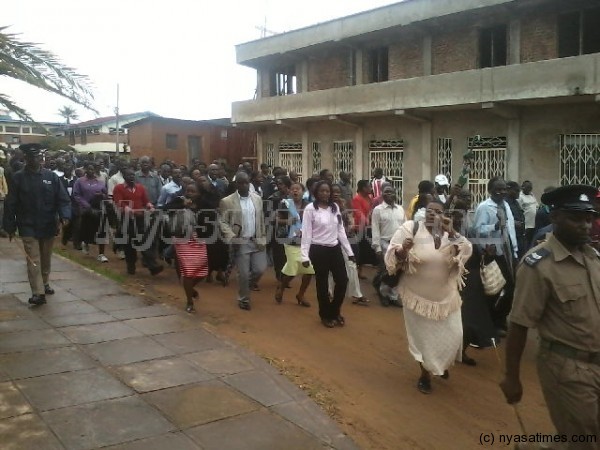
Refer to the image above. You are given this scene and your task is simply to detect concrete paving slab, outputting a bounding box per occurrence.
[272,400,355,449]
[0,382,33,419]
[112,356,214,393]
[110,305,174,320]
[184,348,255,375]
[61,322,144,345]
[13,287,82,304]
[223,370,293,407]
[43,311,117,327]
[185,410,327,450]
[0,346,97,380]
[0,270,28,282]
[35,300,100,318]
[84,336,175,366]
[67,283,126,300]
[0,329,70,354]
[122,315,202,335]
[1,282,32,294]
[152,329,224,354]
[16,368,132,411]
[42,396,175,450]
[0,294,32,311]
[0,318,47,335]
[88,295,151,312]
[104,432,201,450]
[0,413,65,450]
[142,380,259,429]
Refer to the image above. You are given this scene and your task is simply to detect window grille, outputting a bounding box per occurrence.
[467,136,507,206]
[369,140,404,201]
[560,134,600,187]
[437,138,452,183]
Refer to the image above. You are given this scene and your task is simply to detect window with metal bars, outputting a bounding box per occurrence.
[559,134,600,187]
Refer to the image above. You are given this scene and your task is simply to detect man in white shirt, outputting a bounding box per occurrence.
[219,172,267,310]
[372,185,405,306]
[518,180,539,248]
[157,168,183,208]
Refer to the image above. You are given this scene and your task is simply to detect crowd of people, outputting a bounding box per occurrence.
[1,142,599,449]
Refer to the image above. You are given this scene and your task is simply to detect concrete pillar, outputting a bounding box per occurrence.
[299,60,309,93]
[421,121,432,180]
[507,118,521,182]
[256,70,262,99]
[423,35,432,76]
[355,49,364,85]
[256,131,264,165]
[355,126,364,185]
[301,129,309,182]
[509,19,521,65]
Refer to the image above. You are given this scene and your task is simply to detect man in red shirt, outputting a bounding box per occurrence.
[352,179,376,279]
[113,168,163,275]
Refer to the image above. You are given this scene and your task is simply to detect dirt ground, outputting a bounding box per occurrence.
[59,245,555,450]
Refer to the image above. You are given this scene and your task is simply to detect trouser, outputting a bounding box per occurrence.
[310,244,348,321]
[235,241,267,304]
[525,228,535,250]
[123,216,161,271]
[490,254,515,329]
[61,215,75,245]
[0,200,4,231]
[21,237,54,296]
[537,348,600,450]
[271,240,286,281]
[373,239,399,302]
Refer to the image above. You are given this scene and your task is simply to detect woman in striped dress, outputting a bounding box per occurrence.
[171,183,208,313]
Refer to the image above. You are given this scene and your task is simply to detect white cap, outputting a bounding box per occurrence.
[434,174,449,186]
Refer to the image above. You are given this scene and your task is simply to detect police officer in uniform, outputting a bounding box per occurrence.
[500,184,600,450]
[2,143,71,305]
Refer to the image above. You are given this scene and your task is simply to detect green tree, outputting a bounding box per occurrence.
[58,105,79,124]
[0,26,96,120]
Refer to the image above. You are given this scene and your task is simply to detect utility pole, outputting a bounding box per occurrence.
[115,83,120,155]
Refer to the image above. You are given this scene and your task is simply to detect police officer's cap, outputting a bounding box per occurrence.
[19,143,43,156]
[541,184,598,213]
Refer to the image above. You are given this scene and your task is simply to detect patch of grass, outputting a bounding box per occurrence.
[53,248,126,284]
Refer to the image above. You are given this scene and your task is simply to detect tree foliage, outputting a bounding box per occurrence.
[58,105,79,124]
[0,26,96,120]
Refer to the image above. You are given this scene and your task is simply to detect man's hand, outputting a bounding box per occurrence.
[348,255,356,264]
[302,261,310,268]
[499,376,523,404]
[402,238,414,252]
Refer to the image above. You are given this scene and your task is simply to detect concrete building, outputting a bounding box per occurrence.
[232,0,600,204]
[125,116,257,167]
[0,110,61,147]
[62,111,158,154]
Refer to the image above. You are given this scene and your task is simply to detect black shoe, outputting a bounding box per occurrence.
[238,301,251,311]
[417,376,432,394]
[150,266,164,276]
[335,315,345,327]
[390,299,403,308]
[440,370,449,380]
[28,295,47,306]
[321,319,336,328]
[462,355,477,366]
[379,295,390,307]
[44,284,55,295]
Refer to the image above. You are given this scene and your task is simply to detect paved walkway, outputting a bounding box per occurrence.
[0,239,359,450]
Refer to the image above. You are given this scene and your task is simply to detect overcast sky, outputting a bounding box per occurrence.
[1,0,397,123]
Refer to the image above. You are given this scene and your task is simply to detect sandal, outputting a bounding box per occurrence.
[321,319,336,328]
[335,315,345,327]
[296,294,310,307]
[275,285,284,304]
[185,303,196,313]
[352,297,370,306]
[417,376,432,394]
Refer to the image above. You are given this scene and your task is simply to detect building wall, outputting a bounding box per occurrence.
[520,13,557,63]
[431,27,478,75]
[129,121,256,168]
[307,49,349,91]
[389,38,424,80]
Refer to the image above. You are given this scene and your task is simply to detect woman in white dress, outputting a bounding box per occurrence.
[385,200,472,394]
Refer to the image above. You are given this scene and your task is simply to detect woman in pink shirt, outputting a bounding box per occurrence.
[301,180,355,328]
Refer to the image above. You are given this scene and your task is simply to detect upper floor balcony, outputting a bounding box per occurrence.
[232,53,600,124]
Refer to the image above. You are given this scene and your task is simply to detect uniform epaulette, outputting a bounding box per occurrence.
[524,247,551,267]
